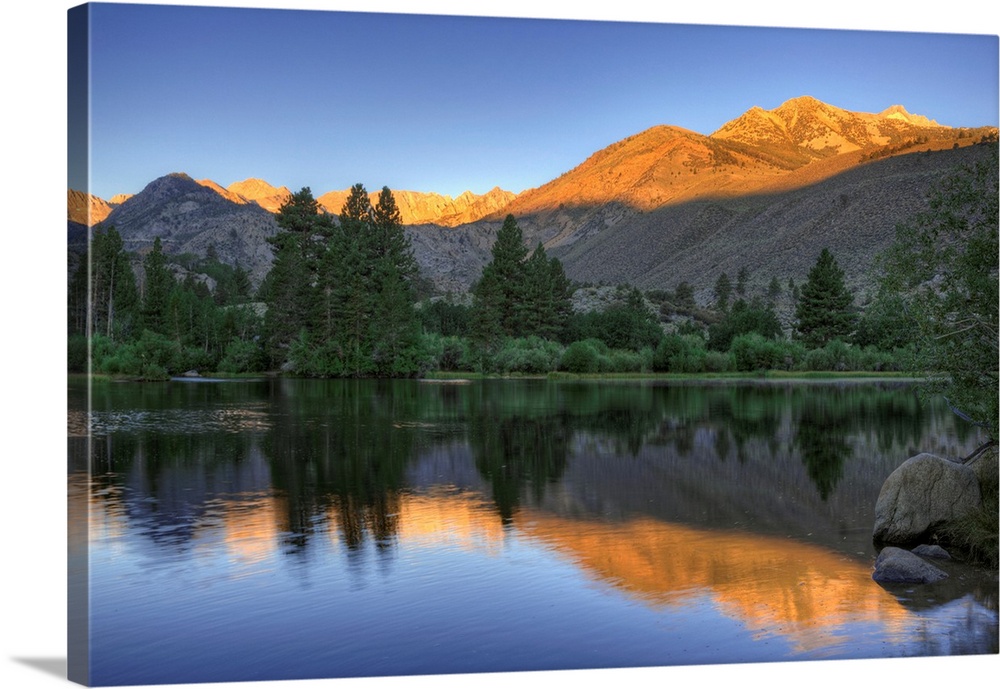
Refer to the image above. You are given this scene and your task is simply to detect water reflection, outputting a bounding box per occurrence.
[795,391,853,501]
[79,377,986,555]
[73,377,997,682]
[517,512,912,655]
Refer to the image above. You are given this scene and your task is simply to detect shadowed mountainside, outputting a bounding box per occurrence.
[96,172,280,287]
[530,143,999,300]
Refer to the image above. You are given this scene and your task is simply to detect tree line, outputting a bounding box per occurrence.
[69,147,998,440]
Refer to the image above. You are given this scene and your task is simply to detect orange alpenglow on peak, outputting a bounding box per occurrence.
[880,104,941,127]
[197,179,249,205]
[228,178,292,199]
[224,178,293,213]
[502,96,991,216]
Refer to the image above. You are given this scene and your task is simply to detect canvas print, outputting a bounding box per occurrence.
[66,2,999,687]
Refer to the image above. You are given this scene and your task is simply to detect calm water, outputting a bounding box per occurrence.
[68,377,999,686]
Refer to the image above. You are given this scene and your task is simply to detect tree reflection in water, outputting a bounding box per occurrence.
[795,391,853,501]
[81,377,978,555]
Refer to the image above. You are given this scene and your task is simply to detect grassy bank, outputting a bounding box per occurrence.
[422,369,919,382]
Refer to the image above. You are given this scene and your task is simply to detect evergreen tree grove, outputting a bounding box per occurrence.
[472,216,574,343]
[261,183,423,377]
[90,226,139,341]
[519,242,573,341]
[470,215,574,367]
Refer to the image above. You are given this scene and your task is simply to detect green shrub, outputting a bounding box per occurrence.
[494,337,563,374]
[560,340,601,374]
[172,345,220,376]
[217,339,265,374]
[90,334,119,372]
[600,349,644,373]
[92,330,179,379]
[777,340,808,370]
[703,350,732,373]
[437,335,469,372]
[638,346,655,373]
[652,334,685,372]
[730,333,783,371]
[824,339,851,370]
[804,347,835,371]
[653,334,708,373]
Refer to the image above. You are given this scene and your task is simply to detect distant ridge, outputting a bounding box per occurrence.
[227,178,293,213]
[70,97,998,297]
[317,186,516,227]
[76,97,994,228]
[67,188,113,226]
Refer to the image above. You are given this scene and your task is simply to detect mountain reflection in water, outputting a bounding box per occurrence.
[70,377,998,684]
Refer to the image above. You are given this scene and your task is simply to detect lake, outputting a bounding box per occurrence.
[67,376,998,686]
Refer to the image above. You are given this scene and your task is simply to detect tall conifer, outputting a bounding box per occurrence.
[141,236,173,334]
[795,248,855,348]
[473,214,529,337]
[370,186,421,375]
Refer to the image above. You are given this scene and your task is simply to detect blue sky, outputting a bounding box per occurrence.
[76,1,999,201]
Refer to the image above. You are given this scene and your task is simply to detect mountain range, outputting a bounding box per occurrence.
[68,96,998,299]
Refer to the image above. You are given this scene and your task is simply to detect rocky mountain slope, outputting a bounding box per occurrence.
[69,97,997,299]
[540,142,997,301]
[96,173,280,286]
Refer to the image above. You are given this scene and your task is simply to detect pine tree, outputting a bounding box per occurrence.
[369,186,421,375]
[469,269,505,370]
[473,214,529,337]
[795,248,855,349]
[766,276,782,303]
[714,272,732,311]
[675,281,695,310]
[519,242,572,341]
[335,183,378,375]
[141,237,174,334]
[232,263,252,303]
[545,254,574,339]
[262,187,332,366]
[736,266,749,296]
